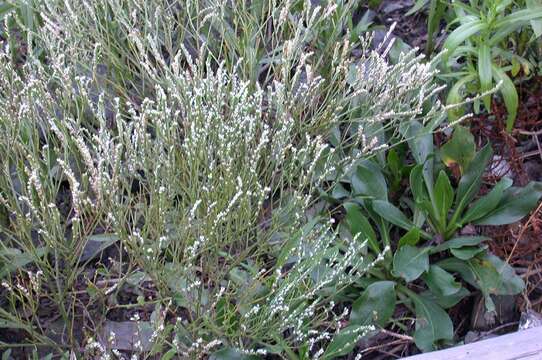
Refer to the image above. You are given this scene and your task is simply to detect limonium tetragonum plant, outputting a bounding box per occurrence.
[0,0,447,358]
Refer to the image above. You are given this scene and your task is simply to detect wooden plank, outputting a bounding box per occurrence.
[402,327,542,360]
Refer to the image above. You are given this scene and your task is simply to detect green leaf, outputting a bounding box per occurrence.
[492,66,518,132]
[434,170,454,226]
[387,149,401,177]
[0,247,48,278]
[474,182,542,225]
[527,0,542,37]
[409,165,433,223]
[461,177,513,224]
[411,293,454,352]
[405,122,434,188]
[478,44,493,110]
[485,253,525,295]
[351,281,396,327]
[438,254,524,310]
[422,287,471,309]
[398,228,421,248]
[455,144,493,214]
[322,325,373,360]
[423,265,461,297]
[450,245,487,260]
[344,202,380,254]
[440,125,476,173]
[426,0,446,54]
[489,7,542,45]
[393,245,429,282]
[210,348,259,360]
[432,236,490,254]
[410,165,426,201]
[446,73,477,122]
[443,20,487,64]
[80,233,120,262]
[331,183,350,200]
[351,164,388,201]
[406,0,429,16]
[162,349,178,360]
[2,349,11,360]
[372,200,415,231]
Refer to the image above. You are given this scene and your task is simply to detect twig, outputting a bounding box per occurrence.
[376,343,406,359]
[360,339,407,354]
[380,329,414,341]
[507,201,542,263]
[517,129,542,136]
[519,150,542,160]
[520,267,542,279]
[468,321,518,343]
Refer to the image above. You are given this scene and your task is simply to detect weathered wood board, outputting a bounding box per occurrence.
[402,326,542,360]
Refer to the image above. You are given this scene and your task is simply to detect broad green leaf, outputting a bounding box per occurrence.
[443,20,487,64]
[478,44,493,110]
[455,144,493,214]
[422,287,470,309]
[80,233,120,262]
[351,281,396,327]
[344,202,380,254]
[372,200,414,231]
[398,228,421,248]
[393,245,429,282]
[351,164,388,201]
[461,177,513,224]
[450,245,487,260]
[485,254,525,295]
[474,181,542,225]
[331,183,350,200]
[322,325,373,360]
[423,265,461,297]
[492,66,518,132]
[431,236,490,254]
[434,170,454,226]
[440,125,476,173]
[411,293,454,352]
[210,348,259,360]
[438,254,524,310]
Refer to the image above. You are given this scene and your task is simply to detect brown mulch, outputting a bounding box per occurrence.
[470,76,542,315]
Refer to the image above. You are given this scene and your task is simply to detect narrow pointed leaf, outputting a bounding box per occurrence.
[478,44,492,110]
[434,170,454,226]
[461,177,513,224]
[492,66,518,132]
[372,200,414,231]
[474,182,542,225]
